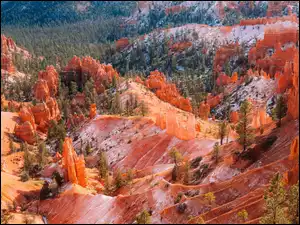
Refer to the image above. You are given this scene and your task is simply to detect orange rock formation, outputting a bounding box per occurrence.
[14,64,61,143]
[288,136,299,161]
[38,65,59,97]
[206,94,222,109]
[240,14,298,26]
[33,80,50,101]
[1,55,15,73]
[214,43,240,72]
[230,111,239,123]
[170,41,192,52]
[155,109,196,140]
[198,101,210,120]
[248,23,299,77]
[89,104,97,119]
[145,70,192,112]
[62,137,86,187]
[116,38,130,51]
[287,51,299,120]
[1,35,16,55]
[14,121,36,145]
[65,56,119,94]
[166,110,196,140]
[216,73,232,86]
[19,106,35,129]
[251,107,273,129]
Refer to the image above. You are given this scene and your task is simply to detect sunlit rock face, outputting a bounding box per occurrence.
[38,65,59,97]
[64,55,119,94]
[89,103,97,119]
[288,136,299,161]
[198,101,210,120]
[248,21,299,78]
[1,55,15,73]
[15,65,61,143]
[155,109,196,141]
[166,110,196,140]
[230,111,239,123]
[284,136,299,185]
[14,121,36,145]
[33,79,50,102]
[145,70,192,113]
[287,51,299,120]
[62,137,86,187]
[19,106,36,129]
[207,93,222,109]
[1,35,16,55]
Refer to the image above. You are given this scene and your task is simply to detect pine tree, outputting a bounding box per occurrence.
[23,143,33,173]
[85,142,92,155]
[260,173,290,224]
[112,75,117,89]
[58,138,64,154]
[271,95,287,128]
[212,142,220,164]
[114,169,124,189]
[183,161,190,185]
[237,209,248,222]
[98,151,108,179]
[196,216,205,224]
[70,81,78,97]
[140,100,148,116]
[287,181,299,224]
[169,147,183,166]
[9,139,16,153]
[103,174,111,195]
[204,192,216,205]
[136,210,151,224]
[236,100,254,151]
[218,120,227,145]
[112,91,121,114]
[38,141,48,167]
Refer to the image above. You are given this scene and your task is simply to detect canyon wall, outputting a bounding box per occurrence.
[62,137,86,187]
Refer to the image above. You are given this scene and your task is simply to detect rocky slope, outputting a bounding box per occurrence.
[1,3,299,224]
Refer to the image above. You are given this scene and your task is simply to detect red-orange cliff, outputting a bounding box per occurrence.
[287,51,299,120]
[14,65,61,144]
[64,56,119,94]
[144,70,192,112]
[62,137,86,187]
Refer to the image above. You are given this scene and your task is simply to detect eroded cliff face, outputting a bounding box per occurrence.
[38,65,59,97]
[14,64,61,143]
[1,55,15,73]
[89,103,97,119]
[14,121,36,145]
[64,55,120,94]
[144,70,192,113]
[198,101,210,121]
[1,34,31,74]
[248,20,299,78]
[33,80,50,102]
[1,35,16,56]
[287,51,299,120]
[62,137,86,187]
[19,106,36,129]
[214,43,241,73]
